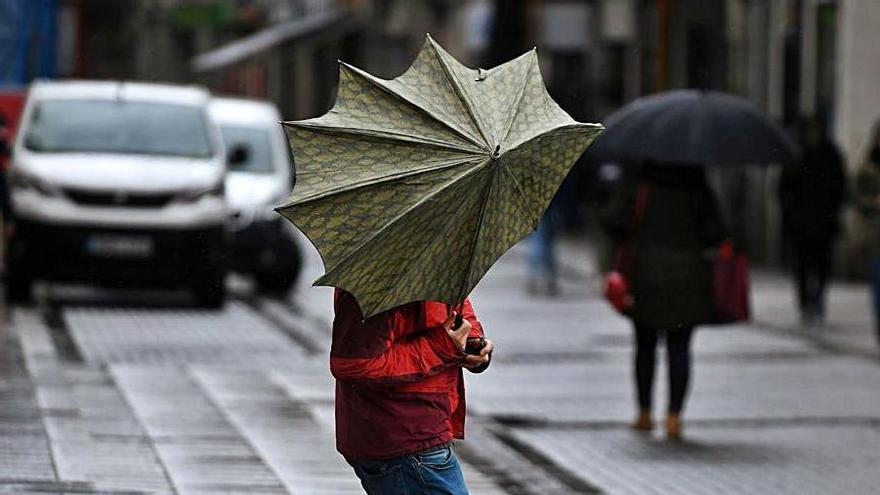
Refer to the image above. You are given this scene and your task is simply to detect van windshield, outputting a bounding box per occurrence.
[219,125,275,174]
[24,100,215,158]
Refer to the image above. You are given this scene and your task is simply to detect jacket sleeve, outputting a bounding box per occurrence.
[330,308,465,387]
[462,298,484,339]
[461,298,492,374]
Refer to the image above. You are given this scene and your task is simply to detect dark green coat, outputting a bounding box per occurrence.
[602,168,726,330]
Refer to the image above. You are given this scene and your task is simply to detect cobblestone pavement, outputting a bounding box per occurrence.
[284,234,880,494]
[1,278,509,493]
[463,239,880,494]
[0,233,878,494]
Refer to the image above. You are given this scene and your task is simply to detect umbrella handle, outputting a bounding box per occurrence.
[453,312,464,329]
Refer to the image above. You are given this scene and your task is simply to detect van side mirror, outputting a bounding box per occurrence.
[24,133,44,151]
[228,143,250,167]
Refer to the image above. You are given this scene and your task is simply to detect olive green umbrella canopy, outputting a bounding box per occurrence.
[276,35,603,319]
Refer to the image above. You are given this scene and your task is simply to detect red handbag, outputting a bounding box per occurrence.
[712,240,751,323]
[604,184,649,314]
[604,270,634,313]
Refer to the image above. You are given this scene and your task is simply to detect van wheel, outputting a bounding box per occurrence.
[193,270,226,309]
[255,240,301,296]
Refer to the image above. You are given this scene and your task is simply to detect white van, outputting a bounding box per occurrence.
[6,80,228,306]
[209,97,300,294]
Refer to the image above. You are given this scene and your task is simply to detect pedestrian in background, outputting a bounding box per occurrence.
[602,163,726,439]
[855,118,880,344]
[330,290,493,494]
[527,196,561,296]
[526,170,580,297]
[778,116,846,327]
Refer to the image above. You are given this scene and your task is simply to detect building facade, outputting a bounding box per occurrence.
[3,0,878,267]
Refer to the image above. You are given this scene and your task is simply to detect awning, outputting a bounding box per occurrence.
[191,10,351,73]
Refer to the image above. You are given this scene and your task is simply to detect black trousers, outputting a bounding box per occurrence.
[794,239,833,317]
[634,324,694,414]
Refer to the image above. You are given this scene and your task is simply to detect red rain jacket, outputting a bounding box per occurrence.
[330,289,485,460]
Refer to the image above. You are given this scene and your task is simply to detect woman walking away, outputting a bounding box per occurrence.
[602,163,727,439]
[855,119,880,345]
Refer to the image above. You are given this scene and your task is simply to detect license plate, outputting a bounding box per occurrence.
[85,235,154,258]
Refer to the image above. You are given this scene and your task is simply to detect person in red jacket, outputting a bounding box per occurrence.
[331,289,493,494]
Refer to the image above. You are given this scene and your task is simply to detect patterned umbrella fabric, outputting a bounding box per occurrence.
[276,35,603,318]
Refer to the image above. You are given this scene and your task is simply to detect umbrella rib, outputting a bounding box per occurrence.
[278,156,480,208]
[315,157,491,279]
[499,162,532,216]
[452,162,498,306]
[427,40,494,148]
[339,62,488,151]
[505,122,604,155]
[287,120,485,154]
[498,50,536,150]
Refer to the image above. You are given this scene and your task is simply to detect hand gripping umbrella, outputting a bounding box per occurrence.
[275,35,603,319]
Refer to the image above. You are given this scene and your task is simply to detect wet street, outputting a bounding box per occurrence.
[1,235,879,494]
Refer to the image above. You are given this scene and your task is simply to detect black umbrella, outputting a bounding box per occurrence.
[588,89,799,165]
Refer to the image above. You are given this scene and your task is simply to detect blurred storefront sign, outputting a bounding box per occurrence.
[539,1,591,51]
[170,4,234,29]
[0,0,57,87]
[0,90,25,134]
[460,0,493,56]
[56,3,79,77]
[599,0,636,43]
[0,89,24,171]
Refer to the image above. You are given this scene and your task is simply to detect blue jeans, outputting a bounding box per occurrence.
[528,212,557,281]
[346,443,468,495]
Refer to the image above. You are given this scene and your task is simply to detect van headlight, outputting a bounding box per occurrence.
[9,170,57,196]
[177,182,225,202]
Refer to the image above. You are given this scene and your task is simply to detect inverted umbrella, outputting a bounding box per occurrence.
[275,35,602,318]
[587,89,798,165]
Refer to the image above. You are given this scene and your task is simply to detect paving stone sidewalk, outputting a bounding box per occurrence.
[290,230,880,494]
[2,297,508,494]
[462,237,880,495]
[1,231,878,494]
